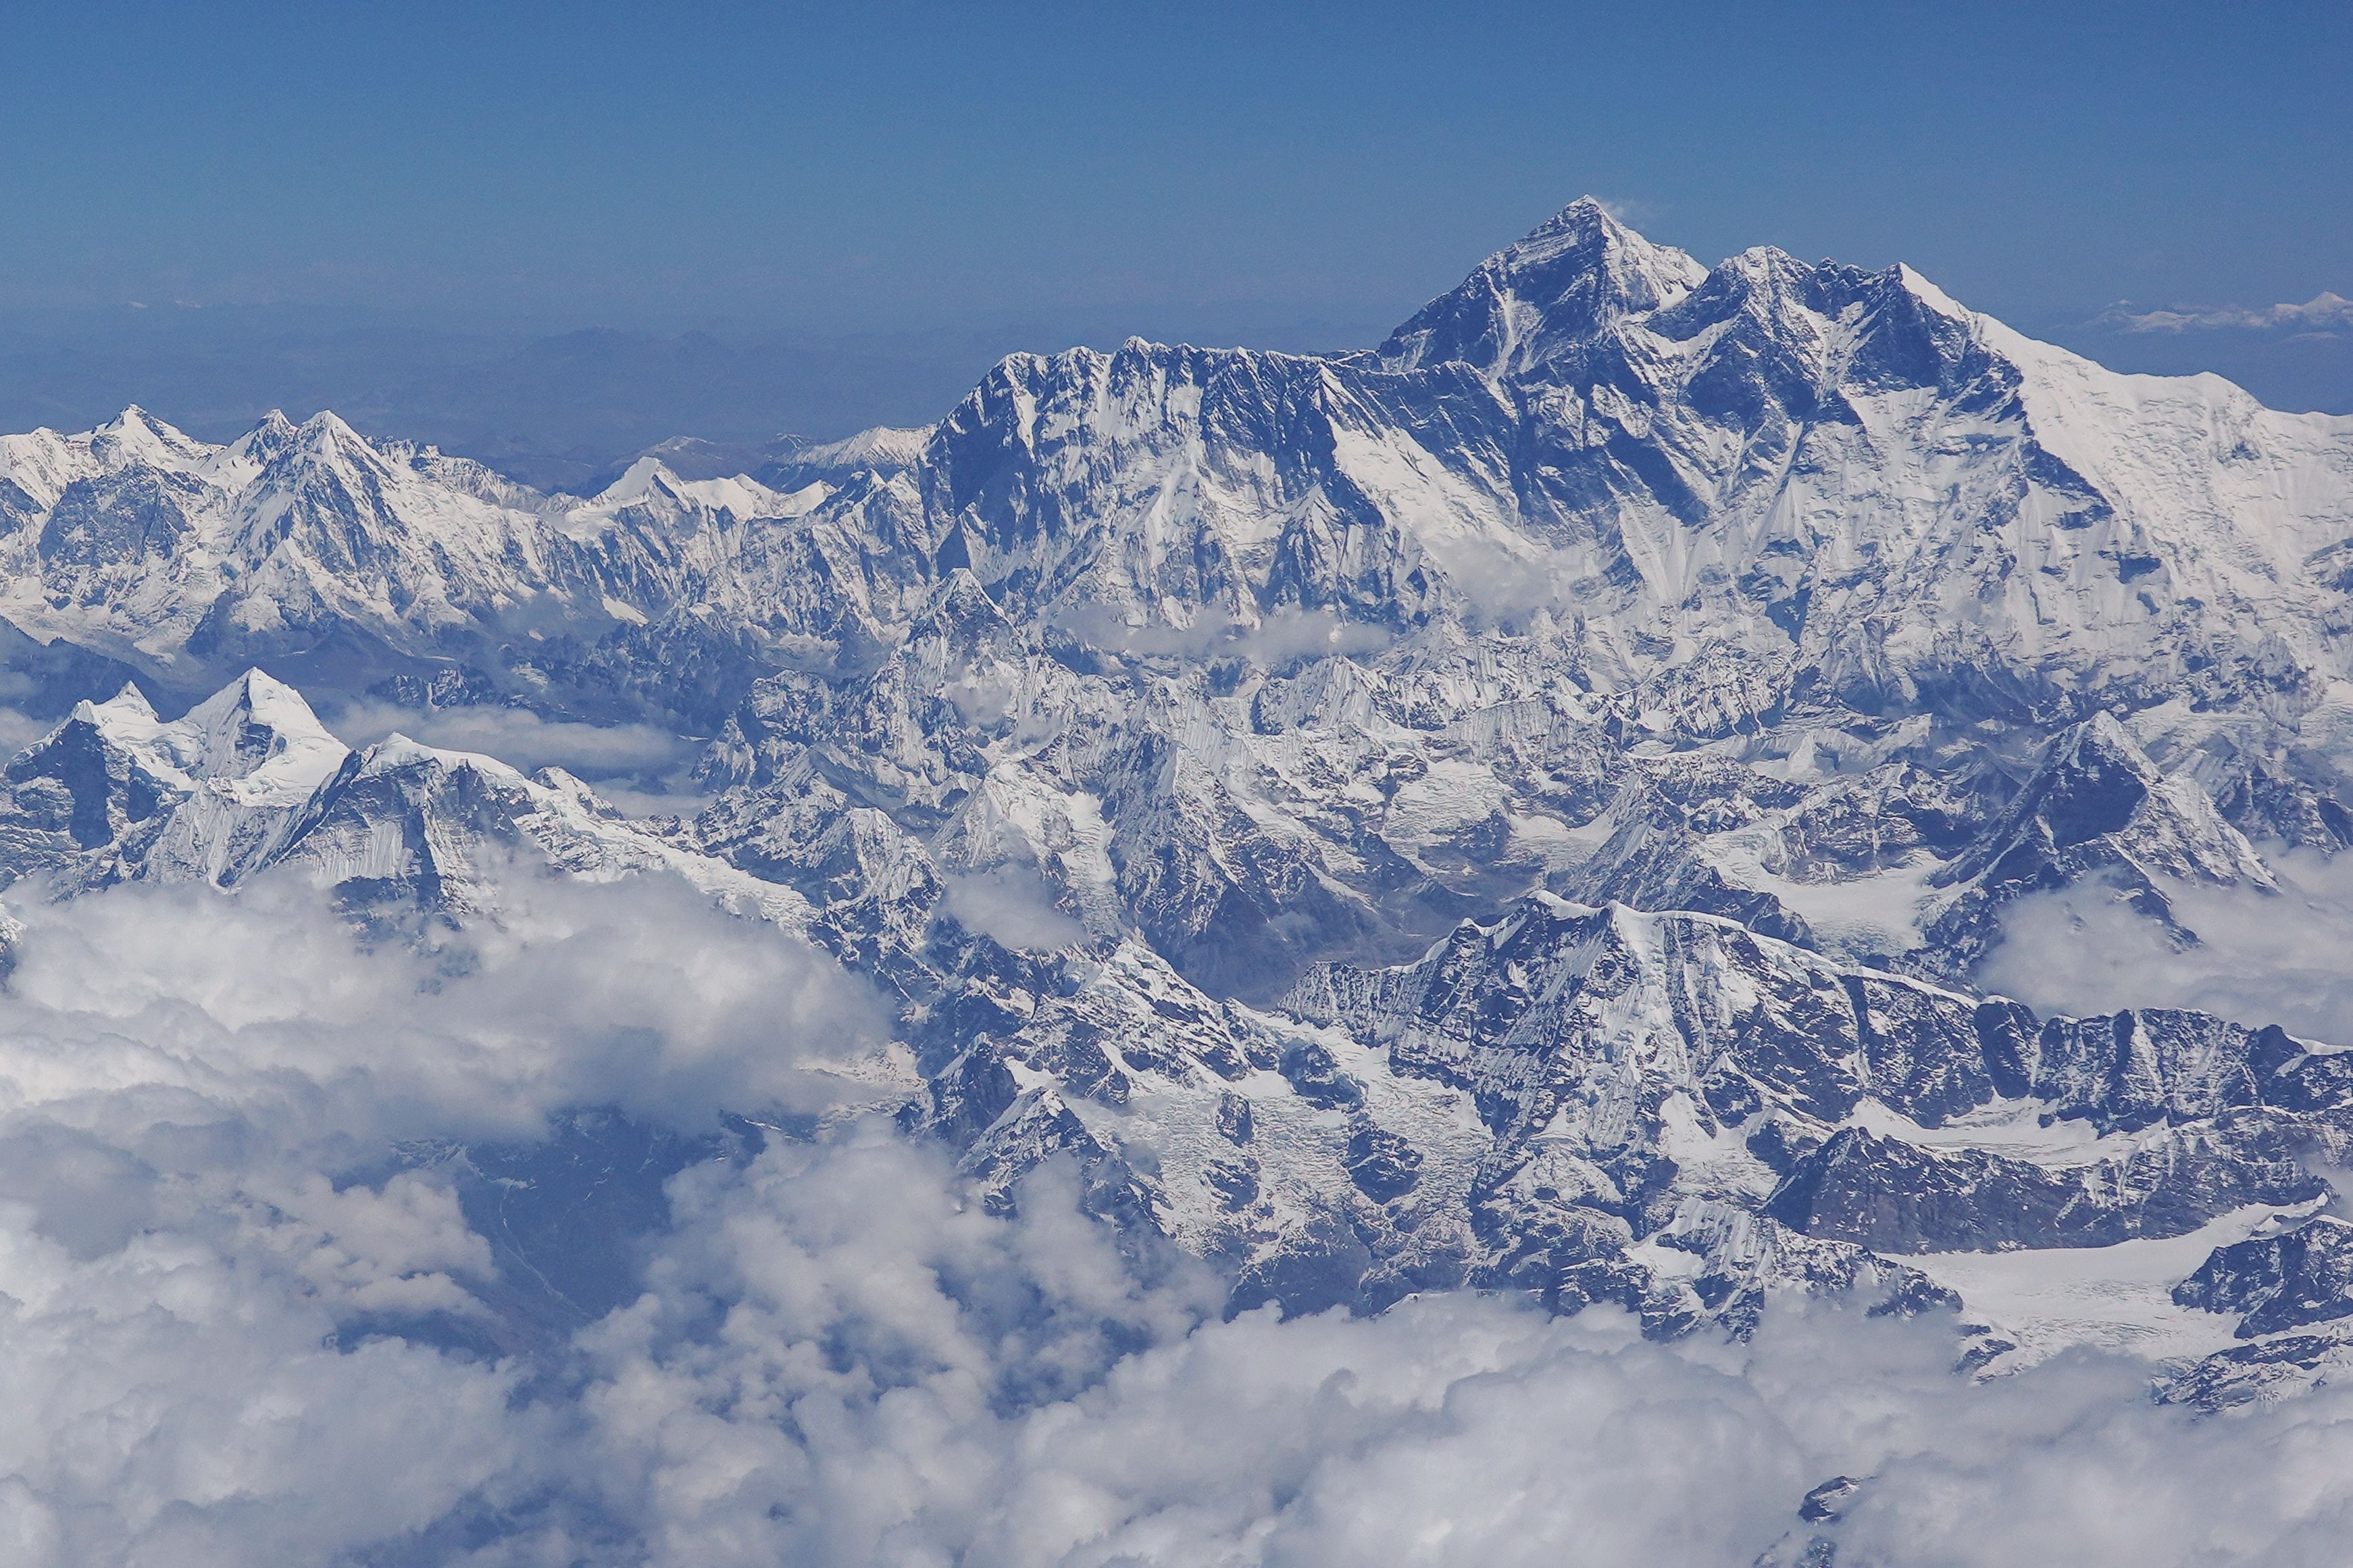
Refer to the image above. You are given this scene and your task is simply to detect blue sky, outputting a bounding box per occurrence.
[2,0,2348,451]
[7,0,2345,328]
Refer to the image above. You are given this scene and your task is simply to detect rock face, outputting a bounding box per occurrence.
[2175,1216,2353,1338]
[7,198,2353,1406]
[1916,711,2275,973]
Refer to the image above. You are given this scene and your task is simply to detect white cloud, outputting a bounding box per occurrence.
[327,699,696,786]
[0,703,57,765]
[1976,852,2353,1044]
[2102,291,2353,334]
[0,862,896,1565]
[9,862,2353,1563]
[0,865,888,1137]
[940,865,1088,951]
[1589,194,1667,232]
[549,1154,2353,1568]
[534,1128,1803,1567]
[1053,605,1392,667]
[264,1169,494,1318]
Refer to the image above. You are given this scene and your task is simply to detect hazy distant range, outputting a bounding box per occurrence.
[1,297,2342,495]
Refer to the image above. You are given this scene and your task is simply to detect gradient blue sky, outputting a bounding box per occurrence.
[1,0,2348,461]
[7,0,2346,332]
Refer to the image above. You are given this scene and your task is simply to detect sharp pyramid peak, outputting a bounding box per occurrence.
[276,408,394,477]
[1522,195,1636,243]
[1380,195,1706,376]
[917,567,1015,643]
[1892,261,1971,321]
[230,409,301,464]
[933,565,1006,610]
[1498,196,1697,274]
[2052,709,2156,773]
[109,677,156,705]
[167,669,347,790]
[90,404,209,463]
[1971,710,2167,856]
[101,403,191,439]
[195,665,315,719]
[283,408,385,455]
[55,684,163,743]
[93,681,162,724]
[295,407,364,440]
[594,454,686,506]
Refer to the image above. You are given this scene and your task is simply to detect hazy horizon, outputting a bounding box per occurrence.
[3,253,2344,496]
[3,1,2346,485]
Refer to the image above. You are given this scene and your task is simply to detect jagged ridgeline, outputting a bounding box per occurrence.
[5,197,2353,1409]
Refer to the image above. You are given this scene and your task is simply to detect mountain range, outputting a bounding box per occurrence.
[7,197,2353,1421]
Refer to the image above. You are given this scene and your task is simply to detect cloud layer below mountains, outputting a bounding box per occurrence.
[3,867,2353,1565]
[326,699,701,789]
[1979,853,2353,1046]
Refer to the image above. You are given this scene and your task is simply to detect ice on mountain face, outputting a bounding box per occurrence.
[0,669,361,892]
[1902,712,2274,976]
[2173,1214,2353,1338]
[1535,708,2288,990]
[1,194,2346,758]
[159,669,350,794]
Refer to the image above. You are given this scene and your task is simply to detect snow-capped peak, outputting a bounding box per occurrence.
[567,456,808,535]
[91,404,211,470]
[1517,195,1650,254]
[364,730,493,774]
[71,681,161,730]
[1894,261,1971,322]
[56,669,351,806]
[172,669,350,793]
[230,409,300,463]
[594,456,689,506]
[1378,195,1709,376]
[769,423,931,482]
[3,198,2353,1444]
[285,409,380,465]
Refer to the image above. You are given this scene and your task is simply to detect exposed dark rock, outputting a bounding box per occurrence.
[2175,1217,2353,1338]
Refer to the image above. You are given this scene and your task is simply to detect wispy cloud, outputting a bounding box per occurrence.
[1590,194,1667,232]
[326,698,696,784]
[2098,292,2353,334]
[1976,851,2353,1045]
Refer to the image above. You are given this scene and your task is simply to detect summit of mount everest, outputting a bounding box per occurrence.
[9,198,2353,1414]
